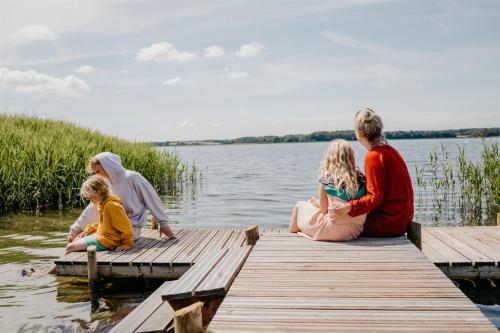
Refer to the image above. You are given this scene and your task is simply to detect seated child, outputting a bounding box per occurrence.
[289,139,367,241]
[49,175,133,274]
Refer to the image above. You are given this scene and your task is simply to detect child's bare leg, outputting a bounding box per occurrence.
[48,239,87,274]
[64,238,87,255]
[289,203,300,233]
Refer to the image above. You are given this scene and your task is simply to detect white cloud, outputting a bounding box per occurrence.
[136,42,196,63]
[162,77,184,86]
[204,45,225,58]
[227,71,248,79]
[177,121,194,129]
[0,67,90,98]
[236,41,265,58]
[16,24,58,42]
[75,65,94,74]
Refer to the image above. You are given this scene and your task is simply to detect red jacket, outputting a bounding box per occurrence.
[349,145,414,237]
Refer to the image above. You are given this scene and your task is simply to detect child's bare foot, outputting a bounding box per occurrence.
[47,265,56,275]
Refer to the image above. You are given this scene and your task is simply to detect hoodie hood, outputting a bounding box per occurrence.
[95,152,126,182]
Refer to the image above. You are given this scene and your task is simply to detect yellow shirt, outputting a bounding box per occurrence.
[84,195,134,250]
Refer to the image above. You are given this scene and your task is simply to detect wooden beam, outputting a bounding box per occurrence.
[406,222,422,250]
[245,225,259,246]
[151,217,159,230]
[174,301,204,333]
[87,246,98,291]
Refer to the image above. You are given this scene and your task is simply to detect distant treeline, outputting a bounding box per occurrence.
[155,128,500,146]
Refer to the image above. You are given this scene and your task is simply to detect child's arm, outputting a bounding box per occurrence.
[319,184,328,214]
[106,203,134,250]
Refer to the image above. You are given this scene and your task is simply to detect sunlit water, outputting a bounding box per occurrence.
[0,138,498,332]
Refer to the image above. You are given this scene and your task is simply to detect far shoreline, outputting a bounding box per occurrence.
[151,127,500,147]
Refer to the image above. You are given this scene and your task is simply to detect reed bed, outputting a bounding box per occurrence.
[415,139,499,224]
[0,114,199,215]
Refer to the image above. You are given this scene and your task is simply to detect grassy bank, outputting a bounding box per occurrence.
[0,114,198,215]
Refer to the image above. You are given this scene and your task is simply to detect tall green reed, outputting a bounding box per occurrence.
[0,114,200,215]
[416,139,499,224]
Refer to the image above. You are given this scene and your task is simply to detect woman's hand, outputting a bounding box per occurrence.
[160,225,176,239]
[329,202,352,218]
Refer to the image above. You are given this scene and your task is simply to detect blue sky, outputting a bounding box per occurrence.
[0,0,499,141]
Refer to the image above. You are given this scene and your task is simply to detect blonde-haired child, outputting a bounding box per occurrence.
[289,139,367,241]
[49,175,133,274]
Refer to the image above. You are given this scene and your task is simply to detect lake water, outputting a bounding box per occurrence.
[163,137,499,229]
[0,137,498,332]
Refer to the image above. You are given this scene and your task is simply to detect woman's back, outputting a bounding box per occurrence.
[350,145,414,237]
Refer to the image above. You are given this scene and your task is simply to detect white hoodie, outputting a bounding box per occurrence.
[69,152,171,239]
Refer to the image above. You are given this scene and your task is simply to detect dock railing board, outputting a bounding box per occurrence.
[207,231,497,332]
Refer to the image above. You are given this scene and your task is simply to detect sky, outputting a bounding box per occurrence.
[0,0,499,141]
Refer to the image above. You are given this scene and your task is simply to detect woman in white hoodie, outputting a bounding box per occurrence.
[68,152,175,242]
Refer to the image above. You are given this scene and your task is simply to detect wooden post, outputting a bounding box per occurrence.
[497,213,500,226]
[87,246,98,291]
[174,301,204,333]
[245,225,259,246]
[151,217,159,230]
[406,221,422,250]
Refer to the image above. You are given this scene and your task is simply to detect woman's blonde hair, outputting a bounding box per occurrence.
[80,174,110,201]
[319,139,359,198]
[355,108,386,145]
[86,156,100,174]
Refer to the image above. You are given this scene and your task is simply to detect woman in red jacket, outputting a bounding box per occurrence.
[331,108,414,237]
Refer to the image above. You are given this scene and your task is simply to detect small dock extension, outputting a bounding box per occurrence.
[422,226,500,279]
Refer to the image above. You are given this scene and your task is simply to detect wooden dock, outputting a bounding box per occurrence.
[53,226,500,332]
[55,228,247,278]
[422,226,500,279]
[207,230,497,332]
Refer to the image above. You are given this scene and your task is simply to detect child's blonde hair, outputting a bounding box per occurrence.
[80,174,110,201]
[319,139,359,198]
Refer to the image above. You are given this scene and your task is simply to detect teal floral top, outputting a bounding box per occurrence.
[319,171,367,201]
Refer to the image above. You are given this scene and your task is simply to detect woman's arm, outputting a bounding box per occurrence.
[319,184,328,214]
[68,203,99,242]
[132,173,175,238]
[348,151,386,217]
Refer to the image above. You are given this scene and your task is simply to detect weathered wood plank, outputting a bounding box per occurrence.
[194,246,252,297]
[162,249,229,301]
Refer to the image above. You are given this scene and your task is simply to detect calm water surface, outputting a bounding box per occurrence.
[0,138,498,332]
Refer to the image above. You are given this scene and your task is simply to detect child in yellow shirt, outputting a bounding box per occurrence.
[73,174,134,252]
[49,175,134,275]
